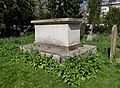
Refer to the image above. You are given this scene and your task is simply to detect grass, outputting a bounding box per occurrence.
[0,34,74,88]
[0,62,73,88]
[80,34,120,88]
[0,33,120,88]
[80,65,120,88]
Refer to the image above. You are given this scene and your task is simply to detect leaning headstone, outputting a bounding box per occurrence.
[87,24,97,41]
[87,24,93,41]
[110,25,118,59]
[89,24,93,35]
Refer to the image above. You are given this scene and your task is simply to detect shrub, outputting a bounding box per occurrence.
[93,25,111,34]
[103,8,120,33]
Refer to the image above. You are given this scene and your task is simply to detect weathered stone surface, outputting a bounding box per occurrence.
[110,25,118,59]
[34,43,83,53]
[21,44,97,63]
[89,24,93,35]
[86,24,97,41]
[20,18,97,63]
[87,34,97,41]
[31,18,83,24]
[31,18,83,50]
[34,23,80,47]
[116,58,120,63]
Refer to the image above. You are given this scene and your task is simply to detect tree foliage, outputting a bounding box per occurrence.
[88,0,101,24]
[0,1,5,33]
[34,0,48,19]
[103,7,120,32]
[0,0,35,37]
[47,0,83,18]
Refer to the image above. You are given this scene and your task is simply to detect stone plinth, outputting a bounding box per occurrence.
[21,44,97,63]
[31,18,83,52]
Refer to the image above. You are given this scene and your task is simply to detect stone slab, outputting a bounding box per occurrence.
[20,44,97,63]
[34,43,83,52]
[31,18,83,24]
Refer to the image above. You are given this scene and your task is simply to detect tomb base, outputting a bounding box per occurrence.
[20,44,97,63]
[34,43,83,52]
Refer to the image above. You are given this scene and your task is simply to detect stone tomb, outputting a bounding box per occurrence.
[22,18,96,63]
[33,18,82,51]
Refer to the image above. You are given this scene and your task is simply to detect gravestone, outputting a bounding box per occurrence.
[89,24,93,35]
[87,24,96,41]
[110,25,118,59]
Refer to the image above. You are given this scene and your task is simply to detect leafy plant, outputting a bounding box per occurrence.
[0,34,120,88]
[17,50,102,86]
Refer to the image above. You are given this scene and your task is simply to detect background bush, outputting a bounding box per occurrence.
[103,8,120,33]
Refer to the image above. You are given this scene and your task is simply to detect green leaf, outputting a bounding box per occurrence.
[81,76,86,81]
[64,79,69,83]
[38,65,44,69]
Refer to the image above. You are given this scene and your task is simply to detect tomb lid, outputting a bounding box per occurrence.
[31,18,83,24]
